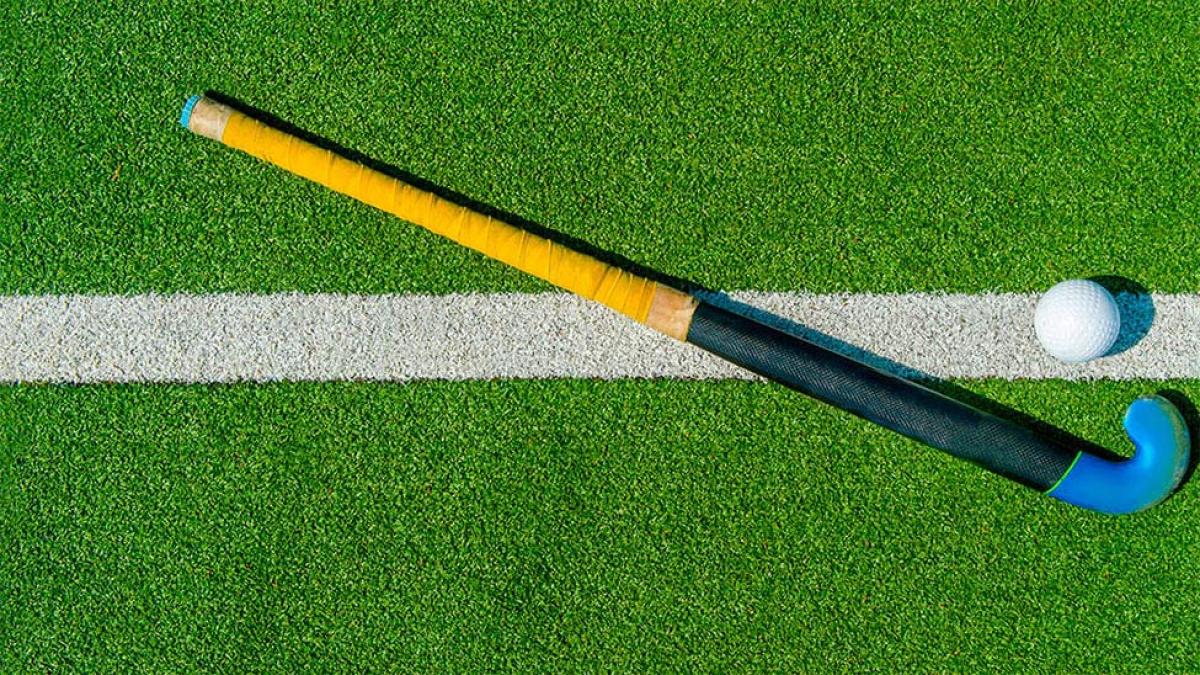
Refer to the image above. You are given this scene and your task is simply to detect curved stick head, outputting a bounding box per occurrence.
[1047,396,1191,515]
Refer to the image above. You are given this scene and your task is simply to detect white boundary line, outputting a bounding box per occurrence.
[0,291,1196,383]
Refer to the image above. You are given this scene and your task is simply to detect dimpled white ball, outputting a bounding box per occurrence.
[1034,279,1121,363]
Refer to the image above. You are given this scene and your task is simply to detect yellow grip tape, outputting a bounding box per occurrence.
[220,110,657,323]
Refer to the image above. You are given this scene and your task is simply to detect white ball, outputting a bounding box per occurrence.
[1034,279,1121,363]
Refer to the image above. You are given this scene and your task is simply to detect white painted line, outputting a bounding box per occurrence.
[0,292,1196,383]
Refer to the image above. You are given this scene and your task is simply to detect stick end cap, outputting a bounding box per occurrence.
[179,94,203,129]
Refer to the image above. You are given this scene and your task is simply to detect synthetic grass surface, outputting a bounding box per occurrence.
[3,2,1199,295]
[4,381,1200,671]
[4,1,1200,670]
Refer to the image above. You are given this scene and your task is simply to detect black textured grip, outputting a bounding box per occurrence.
[686,302,1076,490]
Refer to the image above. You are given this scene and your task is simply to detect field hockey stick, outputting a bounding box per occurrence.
[180,95,1190,515]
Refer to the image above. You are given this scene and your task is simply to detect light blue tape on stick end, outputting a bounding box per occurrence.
[179,95,202,128]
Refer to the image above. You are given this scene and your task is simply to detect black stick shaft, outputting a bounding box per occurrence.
[685,301,1078,491]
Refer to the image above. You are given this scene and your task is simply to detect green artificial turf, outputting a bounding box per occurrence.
[3,381,1200,671]
[2,2,1199,295]
[4,1,1200,670]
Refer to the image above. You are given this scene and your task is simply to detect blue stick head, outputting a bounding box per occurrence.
[1048,395,1191,515]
